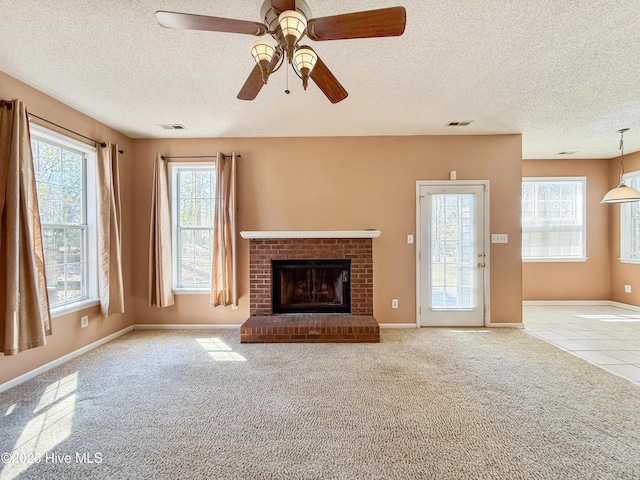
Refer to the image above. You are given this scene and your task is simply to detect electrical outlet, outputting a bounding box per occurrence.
[81,315,89,328]
[392,299,399,309]
[624,285,632,293]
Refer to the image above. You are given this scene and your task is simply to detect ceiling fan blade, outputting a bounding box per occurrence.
[238,48,283,100]
[237,65,265,101]
[270,0,296,14]
[156,11,267,36]
[309,54,348,104]
[307,7,406,41]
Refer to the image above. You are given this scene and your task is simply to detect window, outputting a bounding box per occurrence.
[170,163,216,291]
[522,177,586,261]
[620,171,640,263]
[30,125,98,312]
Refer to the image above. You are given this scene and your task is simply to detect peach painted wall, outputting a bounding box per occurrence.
[609,150,640,305]
[0,70,524,387]
[132,135,523,326]
[522,159,611,301]
[0,71,134,385]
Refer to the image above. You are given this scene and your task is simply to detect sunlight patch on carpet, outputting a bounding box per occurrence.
[197,338,247,362]
[1,373,77,480]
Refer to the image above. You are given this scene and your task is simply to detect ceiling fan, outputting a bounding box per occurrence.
[155,0,406,104]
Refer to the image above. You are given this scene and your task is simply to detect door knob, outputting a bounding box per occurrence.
[477,263,485,268]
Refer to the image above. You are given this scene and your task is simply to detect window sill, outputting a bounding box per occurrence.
[522,258,587,263]
[51,299,100,319]
[619,258,640,264]
[174,289,210,295]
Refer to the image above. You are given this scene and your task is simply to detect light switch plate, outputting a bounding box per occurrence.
[491,234,508,243]
[407,234,414,244]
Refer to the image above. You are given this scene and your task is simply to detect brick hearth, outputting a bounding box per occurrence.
[240,315,380,343]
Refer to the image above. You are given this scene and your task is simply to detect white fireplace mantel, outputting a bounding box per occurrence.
[240,230,381,239]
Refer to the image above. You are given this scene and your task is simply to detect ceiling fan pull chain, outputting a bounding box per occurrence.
[285,63,290,94]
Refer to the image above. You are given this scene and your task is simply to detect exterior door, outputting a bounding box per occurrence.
[417,182,487,327]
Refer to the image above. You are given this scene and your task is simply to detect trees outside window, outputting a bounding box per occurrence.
[31,125,97,309]
[169,163,216,290]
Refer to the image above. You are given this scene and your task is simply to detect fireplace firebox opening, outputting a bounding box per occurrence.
[272,259,351,314]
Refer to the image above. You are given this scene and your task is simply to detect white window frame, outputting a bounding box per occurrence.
[521,176,587,262]
[619,171,640,263]
[169,162,216,293]
[30,124,99,317]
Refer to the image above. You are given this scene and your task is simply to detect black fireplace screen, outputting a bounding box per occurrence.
[272,259,351,314]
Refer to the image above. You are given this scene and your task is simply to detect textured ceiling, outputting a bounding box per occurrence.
[1,0,640,159]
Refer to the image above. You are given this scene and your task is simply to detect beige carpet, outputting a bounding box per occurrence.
[1,328,639,479]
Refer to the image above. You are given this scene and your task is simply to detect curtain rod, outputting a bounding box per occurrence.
[28,112,124,155]
[1,100,124,154]
[162,154,241,160]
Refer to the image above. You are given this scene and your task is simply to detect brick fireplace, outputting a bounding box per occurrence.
[239,231,380,343]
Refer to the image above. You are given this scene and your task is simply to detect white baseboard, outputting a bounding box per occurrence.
[522,300,611,306]
[0,326,133,394]
[379,323,417,329]
[523,300,640,312]
[379,323,524,328]
[486,322,524,328]
[133,324,241,330]
[609,301,640,312]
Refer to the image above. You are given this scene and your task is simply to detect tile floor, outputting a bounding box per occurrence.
[523,304,640,386]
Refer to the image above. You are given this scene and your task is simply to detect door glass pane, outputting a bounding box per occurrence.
[430,193,474,310]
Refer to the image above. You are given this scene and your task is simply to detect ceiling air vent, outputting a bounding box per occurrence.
[159,124,186,130]
[445,121,473,127]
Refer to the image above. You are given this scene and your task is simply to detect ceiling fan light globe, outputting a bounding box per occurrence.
[250,40,276,66]
[278,10,307,42]
[293,47,317,74]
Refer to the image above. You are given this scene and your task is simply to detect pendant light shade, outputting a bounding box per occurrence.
[601,128,640,204]
[601,183,640,203]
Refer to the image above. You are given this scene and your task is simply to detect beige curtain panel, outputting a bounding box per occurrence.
[0,99,52,355]
[97,143,125,316]
[211,152,238,307]
[148,153,174,307]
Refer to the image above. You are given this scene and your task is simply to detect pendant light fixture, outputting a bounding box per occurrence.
[601,128,640,204]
